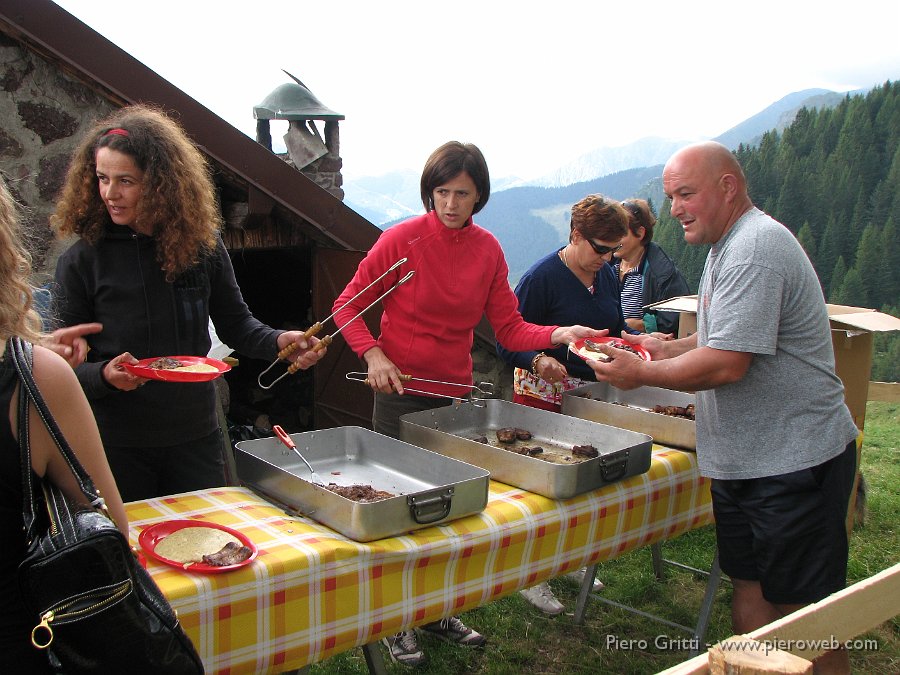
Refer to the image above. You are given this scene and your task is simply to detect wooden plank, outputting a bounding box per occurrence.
[659,563,900,675]
[709,639,812,674]
[867,381,900,402]
[749,563,899,660]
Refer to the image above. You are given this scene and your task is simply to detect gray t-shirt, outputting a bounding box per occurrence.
[695,207,857,480]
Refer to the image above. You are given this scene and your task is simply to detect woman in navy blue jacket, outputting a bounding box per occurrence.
[497,193,635,615]
[498,194,636,412]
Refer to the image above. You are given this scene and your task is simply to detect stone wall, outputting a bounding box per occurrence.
[0,34,114,284]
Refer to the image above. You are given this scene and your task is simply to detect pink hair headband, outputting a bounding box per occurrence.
[104,128,129,137]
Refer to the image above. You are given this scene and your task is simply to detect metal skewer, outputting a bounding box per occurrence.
[345,371,496,407]
[259,270,415,390]
[257,258,408,389]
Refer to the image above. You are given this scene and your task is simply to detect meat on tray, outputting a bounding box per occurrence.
[653,404,696,420]
[495,427,517,443]
[572,444,599,458]
[496,427,532,443]
[609,400,696,420]
[201,541,253,566]
[511,446,543,456]
[486,428,597,463]
[326,483,394,502]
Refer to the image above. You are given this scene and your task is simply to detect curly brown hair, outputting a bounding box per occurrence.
[52,104,221,281]
[569,194,629,242]
[0,176,42,345]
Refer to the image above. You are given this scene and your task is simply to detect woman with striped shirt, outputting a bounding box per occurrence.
[614,199,690,335]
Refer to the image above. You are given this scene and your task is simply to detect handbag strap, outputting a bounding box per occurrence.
[9,336,104,534]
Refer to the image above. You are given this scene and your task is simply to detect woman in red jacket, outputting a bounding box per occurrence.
[331,141,602,666]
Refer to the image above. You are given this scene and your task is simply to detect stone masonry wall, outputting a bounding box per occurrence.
[0,34,114,284]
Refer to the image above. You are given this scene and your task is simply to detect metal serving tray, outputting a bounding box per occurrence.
[561,382,696,450]
[400,399,652,499]
[235,426,490,542]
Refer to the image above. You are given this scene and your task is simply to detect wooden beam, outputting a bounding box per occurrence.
[659,563,900,675]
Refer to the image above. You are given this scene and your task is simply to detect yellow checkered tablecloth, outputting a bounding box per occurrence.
[126,446,711,674]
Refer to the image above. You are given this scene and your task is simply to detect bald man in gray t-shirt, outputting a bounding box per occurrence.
[587,142,858,673]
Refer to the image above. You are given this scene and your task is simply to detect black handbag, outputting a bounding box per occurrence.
[9,337,205,674]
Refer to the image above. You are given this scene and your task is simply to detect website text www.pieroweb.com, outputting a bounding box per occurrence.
[603,634,880,654]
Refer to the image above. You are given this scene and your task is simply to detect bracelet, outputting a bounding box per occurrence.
[531,352,546,376]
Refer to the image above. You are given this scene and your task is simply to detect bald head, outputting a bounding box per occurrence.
[665,142,747,192]
[662,142,753,245]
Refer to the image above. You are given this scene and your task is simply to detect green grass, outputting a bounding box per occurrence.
[311,402,899,674]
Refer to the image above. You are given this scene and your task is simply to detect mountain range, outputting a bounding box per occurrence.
[342,87,859,281]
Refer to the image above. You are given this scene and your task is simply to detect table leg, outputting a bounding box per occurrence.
[573,562,602,624]
[689,551,722,656]
[651,541,665,580]
[362,641,388,674]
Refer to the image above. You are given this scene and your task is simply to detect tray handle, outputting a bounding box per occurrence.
[407,487,454,524]
[599,449,630,482]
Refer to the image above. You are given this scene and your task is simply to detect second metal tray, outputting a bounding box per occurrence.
[400,399,652,499]
[561,382,696,450]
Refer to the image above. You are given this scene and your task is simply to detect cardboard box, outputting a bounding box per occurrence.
[644,297,900,431]
[646,295,698,339]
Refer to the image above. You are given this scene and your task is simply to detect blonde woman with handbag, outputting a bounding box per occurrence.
[0,177,128,672]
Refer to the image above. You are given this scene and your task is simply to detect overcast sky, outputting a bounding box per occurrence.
[53,0,900,181]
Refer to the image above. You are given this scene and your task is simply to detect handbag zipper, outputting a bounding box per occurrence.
[31,579,132,649]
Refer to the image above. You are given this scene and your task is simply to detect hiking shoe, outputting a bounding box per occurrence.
[382,630,426,666]
[422,616,486,647]
[519,581,565,615]
[566,567,605,592]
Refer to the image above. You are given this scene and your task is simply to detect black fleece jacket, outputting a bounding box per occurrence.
[53,226,281,448]
[640,242,691,335]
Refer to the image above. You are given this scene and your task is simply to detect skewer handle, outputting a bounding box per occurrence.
[362,373,412,385]
[284,335,331,374]
[277,322,323,360]
[310,334,333,354]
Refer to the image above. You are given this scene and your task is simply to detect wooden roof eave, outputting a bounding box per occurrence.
[0,0,381,253]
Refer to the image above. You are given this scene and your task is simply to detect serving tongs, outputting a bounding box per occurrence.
[258,260,413,390]
[273,424,324,486]
[345,372,497,407]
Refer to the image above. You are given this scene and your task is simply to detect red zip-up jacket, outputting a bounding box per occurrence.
[332,211,558,398]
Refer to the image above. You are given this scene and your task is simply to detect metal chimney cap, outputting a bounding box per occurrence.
[253,73,344,122]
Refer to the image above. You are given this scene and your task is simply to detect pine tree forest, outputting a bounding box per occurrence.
[653,80,900,382]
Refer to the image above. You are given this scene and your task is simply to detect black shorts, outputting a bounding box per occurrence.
[711,439,857,605]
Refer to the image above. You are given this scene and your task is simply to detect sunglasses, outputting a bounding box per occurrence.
[586,239,623,256]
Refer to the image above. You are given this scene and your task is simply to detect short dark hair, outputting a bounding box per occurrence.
[569,194,629,242]
[621,198,655,245]
[420,141,490,213]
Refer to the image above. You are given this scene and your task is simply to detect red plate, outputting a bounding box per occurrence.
[570,337,652,362]
[123,356,231,382]
[138,520,258,573]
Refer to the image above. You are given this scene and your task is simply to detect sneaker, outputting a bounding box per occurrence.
[519,581,565,615]
[382,630,426,666]
[566,567,605,593]
[422,616,486,647]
